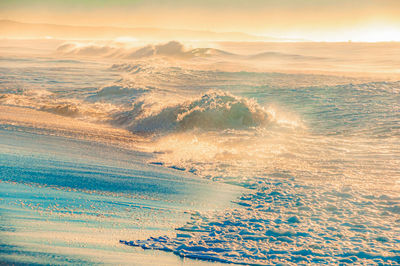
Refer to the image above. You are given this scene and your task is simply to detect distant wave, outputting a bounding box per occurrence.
[56,41,322,62]
[112,90,270,134]
[247,51,326,61]
[56,41,235,60]
[125,41,234,59]
[86,85,150,104]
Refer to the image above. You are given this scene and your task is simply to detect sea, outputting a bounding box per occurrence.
[0,40,399,265]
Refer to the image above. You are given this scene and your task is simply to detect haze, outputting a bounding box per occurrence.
[1,0,400,42]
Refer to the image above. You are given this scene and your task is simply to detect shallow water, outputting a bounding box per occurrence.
[1,41,399,265]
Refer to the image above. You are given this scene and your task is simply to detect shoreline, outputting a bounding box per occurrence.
[0,107,244,265]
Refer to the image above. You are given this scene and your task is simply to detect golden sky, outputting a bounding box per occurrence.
[1,0,400,41]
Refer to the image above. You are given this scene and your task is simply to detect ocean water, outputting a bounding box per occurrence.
[1,41,399,265]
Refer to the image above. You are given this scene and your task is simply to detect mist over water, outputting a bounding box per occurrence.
[1,40,399,265]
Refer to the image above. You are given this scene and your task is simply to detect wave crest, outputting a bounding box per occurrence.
[113,90,270,134]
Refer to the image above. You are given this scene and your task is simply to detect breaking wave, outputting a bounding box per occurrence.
[113,90,270,134]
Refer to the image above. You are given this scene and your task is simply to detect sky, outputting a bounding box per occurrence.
[1,0,400,41]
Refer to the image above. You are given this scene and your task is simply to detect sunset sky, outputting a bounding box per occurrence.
[1,0,400,42]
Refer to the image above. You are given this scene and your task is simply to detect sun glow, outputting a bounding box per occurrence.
[343,23,400,42]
